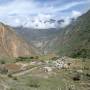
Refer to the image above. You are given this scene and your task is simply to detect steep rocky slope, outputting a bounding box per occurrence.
[48,10,90,58]
[0,23,37,58]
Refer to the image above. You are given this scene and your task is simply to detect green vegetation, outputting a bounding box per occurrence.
[0,57,89,90]
[52,10,90,59]
[0,57,16,64]
[15,56,35,62]
[71,48,88,58]
[8,73,13,78]
[26,77,40,88]
[0,60,5,64]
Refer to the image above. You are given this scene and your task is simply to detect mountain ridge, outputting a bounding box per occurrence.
[48,10,90,58]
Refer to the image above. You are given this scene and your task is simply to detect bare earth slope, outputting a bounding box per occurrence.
[0,23,37,58]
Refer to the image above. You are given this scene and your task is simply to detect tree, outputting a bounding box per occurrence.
[0,60,5,64]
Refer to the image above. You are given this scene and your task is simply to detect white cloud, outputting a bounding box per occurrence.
[0,0,36,15]
[0,0,89,28]
[60,17,71,28]
[57,10,82,28]
[15,18,20,24]
[0,0,88,16]
[72,11,82,18]
[24,14,55,29]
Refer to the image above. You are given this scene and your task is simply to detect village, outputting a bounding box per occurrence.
[0,56,83,76]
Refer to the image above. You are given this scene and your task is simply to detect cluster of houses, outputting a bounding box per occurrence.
[52,56,71,69]
[42,56,72,72]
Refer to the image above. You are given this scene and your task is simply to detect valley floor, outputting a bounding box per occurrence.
[0,56,90,90]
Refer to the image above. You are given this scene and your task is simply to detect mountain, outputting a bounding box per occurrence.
[14,26,60,54]
[14,10,90,58]
[48,10,90,58]
[0,23,37,58]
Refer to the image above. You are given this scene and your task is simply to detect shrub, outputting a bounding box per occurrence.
[72,72,81,81]
[27,78,40,88]
[8,73,13,78]
[13,76,18,80]
[0,60,5,64]
[16,56,35,62]
[83,66,89,70]
[35,56,39,59]
[71,48,87,58]
[0,67,8,74]
[86,73,90,77]
[30,56,34,59]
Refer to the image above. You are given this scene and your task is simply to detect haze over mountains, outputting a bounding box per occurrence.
[14,10,90,58]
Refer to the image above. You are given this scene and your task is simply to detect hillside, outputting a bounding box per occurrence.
[0,23,37,58]
[50,10,90,58]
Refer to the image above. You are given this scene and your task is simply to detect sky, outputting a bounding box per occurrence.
[0,0,90,29]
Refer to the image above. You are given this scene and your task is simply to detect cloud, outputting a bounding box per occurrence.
[0,0,90,28]
[0,0,37,15]
[72,11,82,18]
[60,17,71,28]
[48,1,89,13]
[0,0,89,15]
[57,10,82,28]
[24,14,56,29]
